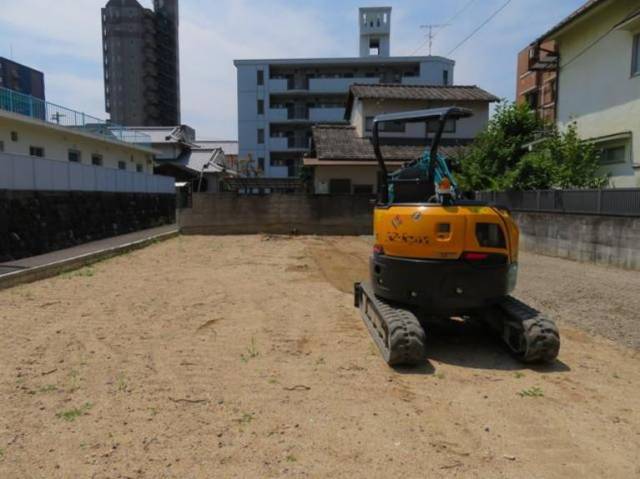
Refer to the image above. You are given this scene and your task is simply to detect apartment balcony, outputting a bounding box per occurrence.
[269,137,289,150]
[268,78,288,92]
[268,137,310,151]
[309,107,345,122]
[308,77,379,93]
[268,108,288,121]
[0,86,151,148]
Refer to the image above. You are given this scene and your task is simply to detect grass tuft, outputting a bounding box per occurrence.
[240,337,260,363]
[518,386,544,398]
[56,402,93,422]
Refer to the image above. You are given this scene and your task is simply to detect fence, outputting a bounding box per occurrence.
[0,152,174,194]
[476,189,640,217]
[0,86,151,147]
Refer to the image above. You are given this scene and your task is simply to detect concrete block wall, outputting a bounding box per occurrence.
[179,193,373,235]
[514,212,640,270]
[0,190,176,262]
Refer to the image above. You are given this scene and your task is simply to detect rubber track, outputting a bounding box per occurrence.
[356,282,426,366]
[498,296,560,363]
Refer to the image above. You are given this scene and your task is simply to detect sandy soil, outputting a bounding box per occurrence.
[0,235,639,478]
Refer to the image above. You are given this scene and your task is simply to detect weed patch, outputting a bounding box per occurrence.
[56,402,93,422]
[518,387,544,398]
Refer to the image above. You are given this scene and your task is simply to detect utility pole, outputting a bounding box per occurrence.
[420,24,450,55]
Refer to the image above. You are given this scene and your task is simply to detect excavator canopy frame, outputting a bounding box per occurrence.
[372,107,473,203]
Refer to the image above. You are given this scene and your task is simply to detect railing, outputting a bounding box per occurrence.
[0,86,151,148]
[0,152,174,194]
[475,189,640,217]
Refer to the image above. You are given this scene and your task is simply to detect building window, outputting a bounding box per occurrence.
[118,161,126,170]
[136,164,143,172]
[257,69,264,85]
[258,157,265,171]
[10,131,18,142]
[632,34,640,77]
[443,70,449,85]
[381,121,405,133]
[598,143,627,165]
[92,154,103,166]
[257,128,264,144]
[0,140,4,152]
[257,99,264,115]
[426,119,456,133]
[329,178,352,194]
[29,146,44,157]
[353,184,373,195]
[68,150,81,163]
[365,117,405,132]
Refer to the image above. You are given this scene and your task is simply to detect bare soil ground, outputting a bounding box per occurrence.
[0,235,639,478]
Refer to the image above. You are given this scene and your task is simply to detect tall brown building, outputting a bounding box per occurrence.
[516,40,558,123]
[102,0,180,126]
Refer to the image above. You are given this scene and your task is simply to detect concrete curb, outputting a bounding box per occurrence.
[0,229,179,291]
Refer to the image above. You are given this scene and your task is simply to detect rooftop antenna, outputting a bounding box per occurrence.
[420,24,450,55]
[9,43,13,59]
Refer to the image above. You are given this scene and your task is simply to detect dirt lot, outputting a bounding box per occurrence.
[1,235,639,478]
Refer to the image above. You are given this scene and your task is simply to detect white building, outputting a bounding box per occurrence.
[306,83,498,194]
[543,0,640,187]
[0,86,174,193]
[233,6,455,178]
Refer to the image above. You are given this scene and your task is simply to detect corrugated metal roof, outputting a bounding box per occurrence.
[349,84,500,102]
[311,124,467,162]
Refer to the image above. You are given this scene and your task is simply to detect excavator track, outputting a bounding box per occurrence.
[354,281,426,366]
[486,296,560,363]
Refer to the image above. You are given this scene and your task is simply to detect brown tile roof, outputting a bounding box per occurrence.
[310,124,468,162]
[349,84,500,102]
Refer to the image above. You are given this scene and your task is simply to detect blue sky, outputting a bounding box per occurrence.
[0,0,585,139]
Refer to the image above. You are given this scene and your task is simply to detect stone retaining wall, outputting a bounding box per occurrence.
[0,190,175,261]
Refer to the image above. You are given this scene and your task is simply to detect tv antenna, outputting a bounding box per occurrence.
[420,24,450,55]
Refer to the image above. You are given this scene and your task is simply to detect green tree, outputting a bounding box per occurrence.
[457,102,607,191]
[457,101,543,191]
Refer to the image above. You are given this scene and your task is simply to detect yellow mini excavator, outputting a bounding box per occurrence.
[354,107,560,366]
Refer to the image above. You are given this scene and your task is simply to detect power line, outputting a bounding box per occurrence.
[446,0,513,57]
[408,0,479,56]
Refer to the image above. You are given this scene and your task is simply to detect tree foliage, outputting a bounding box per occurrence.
[457,101,607,191]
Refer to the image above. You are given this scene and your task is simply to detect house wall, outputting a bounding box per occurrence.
[313,164,402,194]
[0,116,153,173]
[555,0,640,187]
[358,98,490,140]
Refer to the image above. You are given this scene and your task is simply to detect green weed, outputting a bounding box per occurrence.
[518,387,544,398]
[235,412,254,425]
[61,267,95,279]
[39,384,57,393]
[435,372,446,380]
[56,402,93,422]
[116,373,128,392]
[514,371,525,379]
[240,338,259,363]
[285,454,297,463]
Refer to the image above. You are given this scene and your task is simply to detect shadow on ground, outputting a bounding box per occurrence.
[393,318,570,375]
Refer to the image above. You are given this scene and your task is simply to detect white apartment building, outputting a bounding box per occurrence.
[234,6,455,178]
[543,0,640,187]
